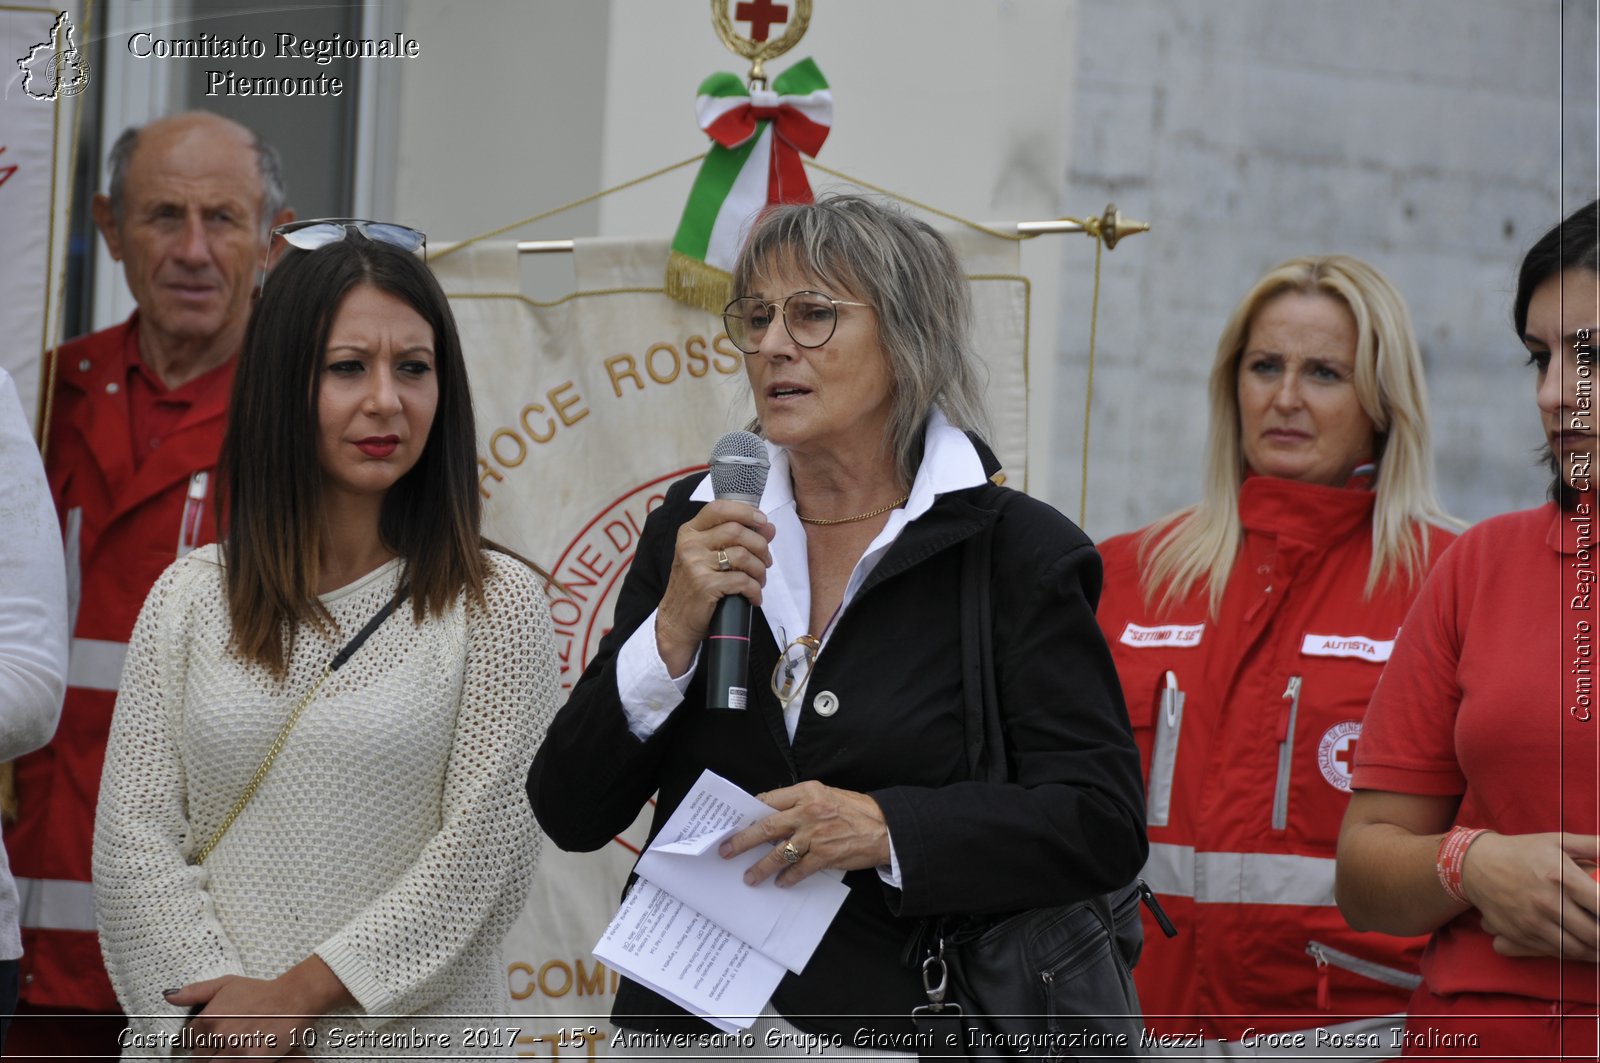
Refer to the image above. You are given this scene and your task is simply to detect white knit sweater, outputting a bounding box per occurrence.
[93,546,556,1058]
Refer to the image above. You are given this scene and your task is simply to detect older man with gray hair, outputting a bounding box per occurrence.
[6,110,292,1057]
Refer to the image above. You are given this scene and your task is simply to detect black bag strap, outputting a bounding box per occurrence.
[956,503,1170,946]
[908,511,1008,1049]
[958,511,1121,926]
[957,515,1004,785]
[915,497,1143,1058]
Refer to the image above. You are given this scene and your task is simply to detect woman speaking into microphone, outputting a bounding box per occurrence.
[528,194,1145,1053]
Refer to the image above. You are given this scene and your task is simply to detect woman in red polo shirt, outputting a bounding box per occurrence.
[1337,201,1600,1057]
[1095,254,1459,1055]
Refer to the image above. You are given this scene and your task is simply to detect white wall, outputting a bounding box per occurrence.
[389,0,1082,497]
[591,0,1079,234]
[1061,0,1599,537]
[389,0,612,264]
[594,0,1081,498]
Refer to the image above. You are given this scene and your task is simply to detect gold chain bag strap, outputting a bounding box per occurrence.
[190,584,410,866]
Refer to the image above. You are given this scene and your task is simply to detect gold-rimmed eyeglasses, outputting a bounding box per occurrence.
[722,291,872,355]
[771,632,823,704]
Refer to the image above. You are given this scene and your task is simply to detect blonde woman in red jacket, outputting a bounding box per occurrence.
[1095,255,1459,1056]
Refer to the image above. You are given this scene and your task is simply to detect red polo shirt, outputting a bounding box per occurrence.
[121,327,236,470]
[1355,500,1600,1005]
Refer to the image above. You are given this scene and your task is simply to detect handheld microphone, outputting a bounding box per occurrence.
[705,431,770,711]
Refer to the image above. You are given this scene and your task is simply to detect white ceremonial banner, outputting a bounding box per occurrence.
[432,228,1027,1048]
[0,1,84,430]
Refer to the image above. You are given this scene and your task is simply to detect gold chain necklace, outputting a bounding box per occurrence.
[796,494,910,526]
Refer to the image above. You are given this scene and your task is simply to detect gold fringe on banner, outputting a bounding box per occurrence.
[664,250,733,316]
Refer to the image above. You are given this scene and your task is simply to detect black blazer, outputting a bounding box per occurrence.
[528,442,1146,1038]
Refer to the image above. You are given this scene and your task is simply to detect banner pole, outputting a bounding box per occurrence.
[511,216,1125,254]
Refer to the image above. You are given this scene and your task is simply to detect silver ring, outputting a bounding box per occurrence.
[715,549,731,572]
[780,840,802,865]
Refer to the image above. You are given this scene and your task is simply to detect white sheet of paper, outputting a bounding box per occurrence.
[593,880,783,1033]
[633,770,849,974]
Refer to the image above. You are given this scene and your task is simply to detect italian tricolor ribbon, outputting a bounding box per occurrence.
[666,58,832,313]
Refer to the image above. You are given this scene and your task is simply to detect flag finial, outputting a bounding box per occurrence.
[711,0,812,87]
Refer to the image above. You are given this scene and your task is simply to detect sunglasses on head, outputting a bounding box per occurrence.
[268,218,427,260]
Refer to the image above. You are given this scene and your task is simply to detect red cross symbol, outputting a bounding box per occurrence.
[1334,738,1358,772]
[735,0,789,41]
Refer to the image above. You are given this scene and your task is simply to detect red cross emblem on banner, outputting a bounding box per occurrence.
[735,0,789,41]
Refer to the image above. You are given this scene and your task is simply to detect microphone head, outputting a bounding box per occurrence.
[709,430,770,506]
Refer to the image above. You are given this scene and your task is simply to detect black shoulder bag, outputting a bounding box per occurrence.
[910,513,1173,1061]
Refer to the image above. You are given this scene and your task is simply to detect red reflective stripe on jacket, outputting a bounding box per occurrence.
[1094,475,1455,1038]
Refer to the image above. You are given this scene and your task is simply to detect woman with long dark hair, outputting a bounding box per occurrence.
[93,223,558,1057]
[1337,200,1600,1057]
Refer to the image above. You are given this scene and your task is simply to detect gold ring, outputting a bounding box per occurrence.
[715,549,731,572]
[780,840,802,865]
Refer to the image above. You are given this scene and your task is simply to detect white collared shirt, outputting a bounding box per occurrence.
[615,409,988,740]
[611,411,988,888]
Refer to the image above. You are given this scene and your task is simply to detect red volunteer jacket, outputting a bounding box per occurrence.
[9,315,230,1010]
[1095,475,1455,1037]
